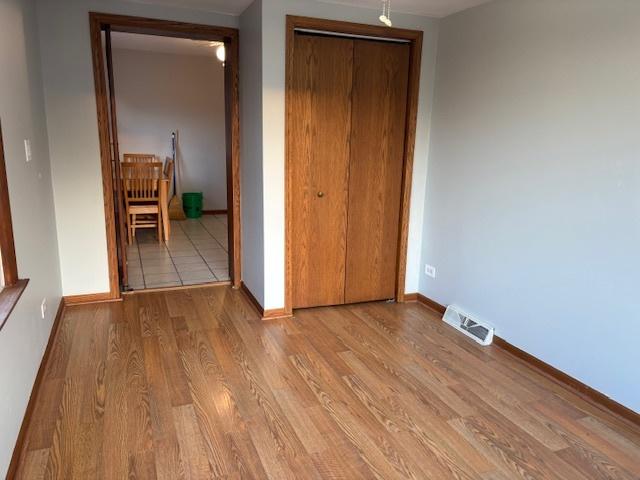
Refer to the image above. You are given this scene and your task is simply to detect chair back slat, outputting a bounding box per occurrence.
[122,162,163,203]
[164,158,175,195]
[123,153,156,163]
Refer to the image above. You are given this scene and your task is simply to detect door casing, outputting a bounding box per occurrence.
[285,15,423,314]
[89,12,241,298]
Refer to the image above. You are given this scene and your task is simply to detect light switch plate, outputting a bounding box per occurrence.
[425,264,436,278]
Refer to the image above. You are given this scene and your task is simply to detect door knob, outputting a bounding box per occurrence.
[317,191,325,198]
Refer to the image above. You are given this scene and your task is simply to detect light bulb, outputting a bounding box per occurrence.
[216,45,226,63]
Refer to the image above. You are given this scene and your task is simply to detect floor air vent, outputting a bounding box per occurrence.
[442,306,494,346]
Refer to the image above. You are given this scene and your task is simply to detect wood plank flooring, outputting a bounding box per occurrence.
[13,286,640,479]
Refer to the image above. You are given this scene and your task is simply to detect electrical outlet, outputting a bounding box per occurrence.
[40,298,47,319]
[425,264,436,278]
[24,139,32,162]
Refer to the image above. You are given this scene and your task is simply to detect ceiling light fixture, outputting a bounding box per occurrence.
[216,44,226,64]
[379,0,392,27]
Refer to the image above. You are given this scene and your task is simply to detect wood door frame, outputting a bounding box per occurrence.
[89,12,241,299]
[285,15,423,314]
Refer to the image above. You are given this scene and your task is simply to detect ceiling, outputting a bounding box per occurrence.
[111,32,223,57]
[315,0,493,17]
[123,0,493,18]
[123,0,253,15]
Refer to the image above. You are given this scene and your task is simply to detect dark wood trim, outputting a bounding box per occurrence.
[104,26,129,289]
[240,281,293,321]
[63,292,122,305]
[0,279,29,331]
[407,292,640,428]
[403,292,418,302]
[285,15,425,41]
[202,209,228,215]
[394,28,423,304]
[223,32,242,289]
[493,336,640,428]
[7,298,65,478]
[284,15,423,314]
[122,281,231,295]
[0,121,19,287]
[88,12,238,40]
[89,14,121,301]
[413,292,446,315]
[88,12,242,298]
[262,308,293,321]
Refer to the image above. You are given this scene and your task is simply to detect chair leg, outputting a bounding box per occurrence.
[127,214,133,245]
[157,213,162,243]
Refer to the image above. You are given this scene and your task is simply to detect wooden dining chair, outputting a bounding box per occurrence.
[164,158,175,195]
[123,153,156,163]
[121,162,164,244]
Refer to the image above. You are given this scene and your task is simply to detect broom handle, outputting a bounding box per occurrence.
[171,132,177,197]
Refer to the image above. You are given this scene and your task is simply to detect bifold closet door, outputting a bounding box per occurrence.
[290,34,354,308]
[344,40,411,303]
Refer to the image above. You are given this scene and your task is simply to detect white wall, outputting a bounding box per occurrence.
[421,0,640,413]
[113,48,227,210]
[36,0,437,304]
[0,0,62,476]
[258,0,439,309]
[239,0,265,305]
[36,0,238,296]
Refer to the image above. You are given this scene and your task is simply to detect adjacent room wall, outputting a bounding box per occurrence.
[0,0,62,476]
[258,0,439,309]
[36,0,238,296]
[113,47,227,210]
[421,0,640,412]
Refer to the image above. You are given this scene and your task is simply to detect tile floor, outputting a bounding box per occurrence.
[126,214,229,290]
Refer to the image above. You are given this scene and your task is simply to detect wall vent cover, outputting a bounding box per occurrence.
[442,305,494,346]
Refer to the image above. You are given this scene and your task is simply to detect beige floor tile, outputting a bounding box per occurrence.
[212,268,230,280]
[128,266,143,275]
[143,264,177,275]
[170,249,200,258]
[206,260,228,269]
[145,280,181,288]
[141,257,174,267]
[171,255,206,266]
[140,251,171,260]
[201,251,228,263]
[175,263,210,273]
[144,272,180,284]
[178,270,216,282]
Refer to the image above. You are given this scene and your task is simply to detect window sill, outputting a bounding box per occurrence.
[0,279,29,331]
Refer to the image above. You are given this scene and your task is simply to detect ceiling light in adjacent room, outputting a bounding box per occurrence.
[216,45,226,63]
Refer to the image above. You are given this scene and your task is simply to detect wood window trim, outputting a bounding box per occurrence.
[284,16,423,314]
[0,122,29,330]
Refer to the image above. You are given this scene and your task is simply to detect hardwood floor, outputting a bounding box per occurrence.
[13,285,640,479]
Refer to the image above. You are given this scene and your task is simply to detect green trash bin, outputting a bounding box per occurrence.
[182,192,203,218]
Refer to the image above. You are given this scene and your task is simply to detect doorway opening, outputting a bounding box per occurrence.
[89,13,241,297]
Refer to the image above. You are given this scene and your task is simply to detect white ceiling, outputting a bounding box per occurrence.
[123,0,493,18]
[315,0,493,17]
[122,0,253,16]
[111,32,223,57]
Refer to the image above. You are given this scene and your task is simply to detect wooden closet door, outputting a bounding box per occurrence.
[290,34,354,308]
[345,40,411,303]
